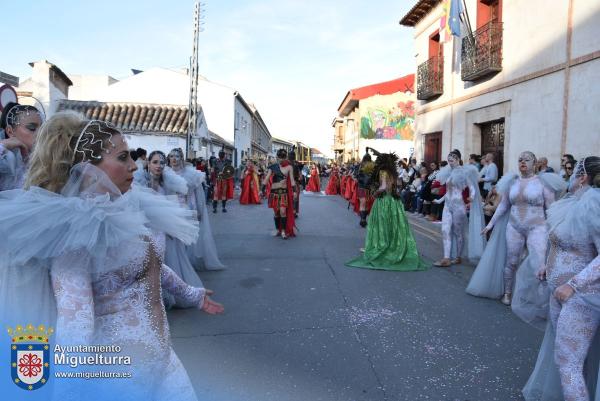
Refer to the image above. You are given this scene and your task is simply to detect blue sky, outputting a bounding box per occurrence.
[4,0,416,155]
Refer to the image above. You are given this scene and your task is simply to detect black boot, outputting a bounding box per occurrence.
[272,217,281,237]
[212,200,218,213]
[280,217,288,239]
[359,211,367,227]
[222,200,227,213]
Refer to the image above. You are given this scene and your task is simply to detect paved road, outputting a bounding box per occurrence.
[169,191,543,401]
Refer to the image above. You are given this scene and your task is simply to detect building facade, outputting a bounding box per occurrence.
[400,0,600,173]
[248,104,272,162]
[310,148,329,165]
[294,141,312,163]
[56,99,233,158]
[18,60,72,116]
[333,75,417,163]
[63,67,271,168]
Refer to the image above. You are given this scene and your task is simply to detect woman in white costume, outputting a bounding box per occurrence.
[467,151,566,305]
[521,157,600,401]
[0,112,223,401]
[432,149,486,267]
[134,150,220,308]
[167,147,225,271]
[0,102,43,190]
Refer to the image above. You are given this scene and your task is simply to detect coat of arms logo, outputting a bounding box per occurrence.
[7,324,54,391]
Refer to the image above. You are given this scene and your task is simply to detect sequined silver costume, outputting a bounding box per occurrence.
[488,175,557,292]
[435,164,486,261]
[546,187,600,401]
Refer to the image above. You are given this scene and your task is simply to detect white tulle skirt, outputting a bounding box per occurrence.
[466,213,509,299]
[164,236,204,309]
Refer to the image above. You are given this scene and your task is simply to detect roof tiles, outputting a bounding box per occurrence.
[57,100,191,136]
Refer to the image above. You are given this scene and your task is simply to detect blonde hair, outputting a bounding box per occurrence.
[25,111,121,193]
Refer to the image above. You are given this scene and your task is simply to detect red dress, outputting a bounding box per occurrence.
[267,161,295,237]
[239,166,261,204]
[344,177,354,200]
[325,168,340,195]
[306,168,321,192]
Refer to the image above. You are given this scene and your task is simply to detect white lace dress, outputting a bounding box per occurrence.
[51,234,203,401]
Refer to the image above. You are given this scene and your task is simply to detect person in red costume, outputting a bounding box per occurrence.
[306,163,321,192]
[210,149,234,213]
[288,147,302,218]
[262,149,296,239]
[239,160,261,204]
[325,163,340,195]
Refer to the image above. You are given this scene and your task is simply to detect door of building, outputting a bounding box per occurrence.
[424,132,442,164]
[480,118,505,175]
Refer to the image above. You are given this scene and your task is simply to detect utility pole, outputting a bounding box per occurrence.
[187,1,203,159]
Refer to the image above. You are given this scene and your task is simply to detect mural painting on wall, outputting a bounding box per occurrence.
[360,100,415,140]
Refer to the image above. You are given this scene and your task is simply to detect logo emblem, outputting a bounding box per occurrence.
[8,324,53,391]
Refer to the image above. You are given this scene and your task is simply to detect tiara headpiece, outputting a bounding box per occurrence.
[574,157,588,177]
[5,105,42,127]
[71,120,119,163]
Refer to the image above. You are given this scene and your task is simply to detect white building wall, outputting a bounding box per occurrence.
[18,62,68,117]
[411,0,600,173]
[566,58,600,156]
[70,75,117,101]
[197,80,235,144]
[569,0,600,59]
[96,68,189,104]
[67,67,274,168]
[234,98,252,166]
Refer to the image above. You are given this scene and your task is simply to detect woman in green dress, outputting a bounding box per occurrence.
[346,151,427,271]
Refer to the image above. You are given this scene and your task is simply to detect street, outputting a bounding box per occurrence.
[169,191,543,401]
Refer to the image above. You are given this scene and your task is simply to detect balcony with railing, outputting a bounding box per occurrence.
[333,140,344,151]
[461,21,503,81]
[417,56,444,100]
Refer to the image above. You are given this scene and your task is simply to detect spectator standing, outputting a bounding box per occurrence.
[537,157,555,173]
[469,154,482,171]
[479,153,498,198]
[559,153,575,179]
[563,160,575,182]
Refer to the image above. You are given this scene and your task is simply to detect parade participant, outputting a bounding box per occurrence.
[0,102,43,190]
[263,148,296,239]
[167,148,225,271]
[325,163,340,195]
[288,146,302,218]
[210,147,234,213]
[519,157,600,401]
[135,147,147,170]
[306,162,321,192]
[344,164,356,201]
[468,151,565,305]
[136,151,208,307]
[346,151,426,271]
[432,149,486,268]
[339,165,347,195]
[239,159,261,204]
[355,150,375,227]
[0,112,223,401]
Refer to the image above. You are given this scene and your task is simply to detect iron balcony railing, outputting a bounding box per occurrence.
[417,55,444,100]
[461,21,503,81]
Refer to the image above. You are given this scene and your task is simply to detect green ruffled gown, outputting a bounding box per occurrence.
[346,193,428,271]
